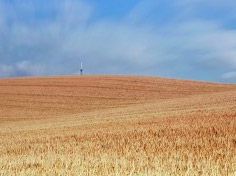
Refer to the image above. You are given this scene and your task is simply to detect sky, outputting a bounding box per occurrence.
[0,0,236,82]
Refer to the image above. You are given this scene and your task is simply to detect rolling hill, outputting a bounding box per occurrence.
[0,75,236,175]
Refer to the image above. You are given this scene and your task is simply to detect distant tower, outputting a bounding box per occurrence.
[80,60,83,75]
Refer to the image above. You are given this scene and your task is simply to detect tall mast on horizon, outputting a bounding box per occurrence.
[80,60,83,75]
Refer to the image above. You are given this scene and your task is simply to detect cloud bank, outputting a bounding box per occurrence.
[0,0,236,82]
[0,61,44,77]
[222,72,236,82]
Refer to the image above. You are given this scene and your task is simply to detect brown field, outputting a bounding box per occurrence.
[0,75,236,175]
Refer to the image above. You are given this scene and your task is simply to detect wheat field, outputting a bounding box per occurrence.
[0,75,236,175]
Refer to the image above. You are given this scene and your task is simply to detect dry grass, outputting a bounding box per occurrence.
[0,75,236,175]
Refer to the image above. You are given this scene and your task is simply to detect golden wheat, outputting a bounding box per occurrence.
[0,75,236,175]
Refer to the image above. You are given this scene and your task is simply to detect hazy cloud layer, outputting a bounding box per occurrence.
[0,0,236,82]
[222,72,236,81]
[0,61,44,77]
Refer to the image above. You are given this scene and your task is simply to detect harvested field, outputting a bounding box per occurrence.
[0,75,236,175]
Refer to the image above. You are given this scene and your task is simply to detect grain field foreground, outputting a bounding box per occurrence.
[0,75,236,175]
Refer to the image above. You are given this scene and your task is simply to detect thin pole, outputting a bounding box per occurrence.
[80,60,83,75]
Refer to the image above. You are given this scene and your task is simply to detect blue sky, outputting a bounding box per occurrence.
[0,0,236,82]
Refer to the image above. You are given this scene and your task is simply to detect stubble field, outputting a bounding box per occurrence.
[0,75,236,175]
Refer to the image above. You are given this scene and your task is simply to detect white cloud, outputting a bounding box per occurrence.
[169,20,236,69]
[0,65,14,77]
[125,1,158,24]
[0,61,44,77]
[221,72,236,80]
[57,0,93,28]
[178,0,236,6]
[16,61,44,75]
